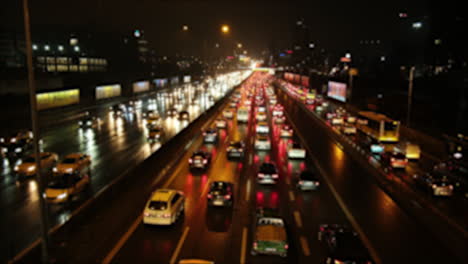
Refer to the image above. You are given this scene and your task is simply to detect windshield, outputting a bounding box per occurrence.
[48,178,72,189]
[148,201,168,210]
[23,157,35,163]
[62,158,77,164]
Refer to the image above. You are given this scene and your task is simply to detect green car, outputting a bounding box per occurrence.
[251,208,288,257]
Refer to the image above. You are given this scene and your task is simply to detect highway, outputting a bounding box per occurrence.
[0,72,248,263]
[7,71,465,264]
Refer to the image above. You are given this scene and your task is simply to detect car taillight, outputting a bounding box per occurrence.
[258,173,265,178]
[144,212,150,217]
[253,242,258,249]
[207,194,213,199]
[189,158,193,163]
[449,185,454,190]
[272,174,279,179]
[224,194,231,200]
[391,158,396,162]
[284,244,289,249]
[203,159,208,164]
[162,213,171,218]
[299,180,303,185]
[315,181,320,186]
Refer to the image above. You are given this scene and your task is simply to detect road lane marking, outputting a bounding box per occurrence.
[289,190,295,201]
[102,214,143,264]
[245,179,251,202]
[240,227,248,264]
[170,226,190,264]
[300,236,311,256]
[293,210,302,228]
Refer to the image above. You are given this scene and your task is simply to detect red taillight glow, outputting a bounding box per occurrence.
[284,244,289,249]
[253,242,258,249]
[224,194,231,200]
[272,174,279,179]
[189,158,193,163]
[162,213,171,218]
[258,173,265,178]
[203,159,208,164]
[207,194,213,199]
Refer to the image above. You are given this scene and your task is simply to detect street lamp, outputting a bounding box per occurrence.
[221,24,230,34]
[182,25,189,31]
[237,43,243,49]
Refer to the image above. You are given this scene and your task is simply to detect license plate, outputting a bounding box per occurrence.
[265,248,276,252]
[213,200,223,205]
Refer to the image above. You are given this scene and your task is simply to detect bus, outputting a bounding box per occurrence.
[356,111,400,142]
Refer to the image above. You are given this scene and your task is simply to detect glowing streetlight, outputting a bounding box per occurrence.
[237,43,243,49]
[221,24,230,34]
[182,25,189,31]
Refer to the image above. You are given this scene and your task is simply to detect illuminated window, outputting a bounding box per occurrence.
[79,65,88,72]
[46,57,55,64]
[79,58,88,65]
[69,65,78,72]
[46,65,56,72]
[57,65,69,72]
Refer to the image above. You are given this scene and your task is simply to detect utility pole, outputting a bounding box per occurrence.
[406,66,415,127]
[22,0,50,262]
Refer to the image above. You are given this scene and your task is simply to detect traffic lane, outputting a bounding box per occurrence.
[112,109,242,263]
[292,110,459,263]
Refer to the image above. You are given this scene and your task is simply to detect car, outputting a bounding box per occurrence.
[166,108,178,117]
[14,152,58,177]
[316,105,324,112]
[251,207,288,257]
[257,162,279,184]
[272,105,284,116]
[269,98,278,105]
[178,110,190,121]
[256,105,267,113]
[143,189,185,225]
[215,118,227,129]
[236,107,249,123]
[287,142,306,159]
[256,122,269,134]
[296,170,320,191]
[1,130,33,158]
[146,115,162,128]
[326,112,336,120]
[203,128,218,143]
[244,100,252,106]
[229,101,238,109]
[53,153,91,175]
[331,117,344,125]
[347,116,357,123]
[256,112,267,122]
[142,110,158,119]
[382,152,408,169]
[227,141,245,159]
[223,109,234,119]
[207,181,234,207]
[45,170,90,203]
[394,142,421,160]
[413,171,454,197]
[274,115,286,124]
[255,134,271,150]
[189,150,211,170]
[78,115,101,129]
[148,127,164,141]
[434,159,468,198]
[280,124,293,138]
[342,125,357,135]
[305,98,315,105]
[318,224,374,264]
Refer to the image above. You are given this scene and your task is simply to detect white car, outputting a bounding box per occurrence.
[223,109,234,119]
[215,118,227,129]
[256,122,269,134]
[342,125,357,135]
[255,134,271,150]
[256,112,267,122]
[272,106,284,117]
[237,107,249,123]
[287,142,306,159]
[203,128,218,143]
[274,115,286,124]
[143,189,185,225]
[331,117,344,125]
[347,116,356,123]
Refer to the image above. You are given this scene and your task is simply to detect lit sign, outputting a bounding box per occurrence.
[327,81,347,102]
[183,76,191,83]
[96,84,121,99]
[133,81,150,93]
[37,89,79,110]
[134,29,141,38]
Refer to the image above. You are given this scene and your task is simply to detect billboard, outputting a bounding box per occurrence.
[183,75,191,83]
[96,84,121,100]
[133,81,150,93]
[301,76,310,87]
[170,76,179,85]
[327,81,347,102]
[37,89,79,110]
[154,78,168,88]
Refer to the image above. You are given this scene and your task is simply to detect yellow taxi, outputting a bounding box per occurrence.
[53,153,91,175]
[45,171,90,203]
[14,152,58,177]
[143,189,185,225]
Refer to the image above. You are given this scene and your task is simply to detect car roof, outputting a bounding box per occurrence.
[150,189,178,201]
[64,153,84,159]
[300,170,317,180]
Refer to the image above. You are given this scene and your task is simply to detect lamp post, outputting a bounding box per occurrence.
[22,0,50,262]
[406,66,415,127]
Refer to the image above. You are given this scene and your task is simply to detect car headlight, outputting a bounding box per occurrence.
[53,167,58,172]
[66,168,73,173]
[0,138,4,143]
[86,121,92,125]
[15,147,22,153]
[2,147,7,153]
[57,193,68,200]
[28,166,36,172]
[10,138,16,143]
[14,165,19,171]
[78,121,83,125]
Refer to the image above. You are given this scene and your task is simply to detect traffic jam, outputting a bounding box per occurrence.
[277,78,467,230]
[112,71,374,264]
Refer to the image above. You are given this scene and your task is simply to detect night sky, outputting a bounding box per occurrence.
[2,0,428,57]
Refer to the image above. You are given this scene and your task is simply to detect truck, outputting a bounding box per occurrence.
[251,208,288,257]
